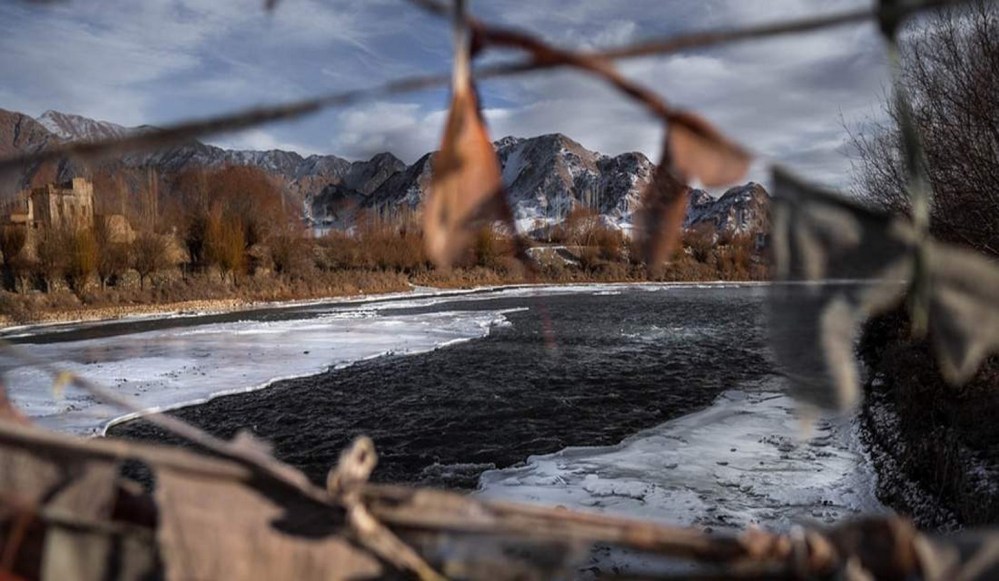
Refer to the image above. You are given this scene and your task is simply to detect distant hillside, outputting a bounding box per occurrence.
[0,108,769,239]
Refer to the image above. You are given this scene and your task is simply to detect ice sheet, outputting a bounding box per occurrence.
[1,281,765,340]
[5,308,519,435]
[476,384,887,575]
[477,386,887,532]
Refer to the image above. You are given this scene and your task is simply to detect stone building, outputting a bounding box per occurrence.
[1,177,135,255]
[2,177,95,231]
[31,177,96,231]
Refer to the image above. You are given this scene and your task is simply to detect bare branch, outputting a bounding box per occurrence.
[0,339,331,505]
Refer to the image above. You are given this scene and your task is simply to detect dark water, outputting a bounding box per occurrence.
[109,286,774,489]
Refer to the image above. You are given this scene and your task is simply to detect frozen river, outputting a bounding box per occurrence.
[3,283,885,548]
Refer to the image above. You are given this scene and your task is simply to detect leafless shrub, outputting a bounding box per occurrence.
[852,0,999,256]
[716,234,753,280]
[0,226,29,292]
[94,223,132,290]
[471,227,515,269]
[132,232,170,289]
[684,224,715,263]
[34,228,70,293]
[318,214,428,273]
[269,232,313,278]
[65,228,98,295]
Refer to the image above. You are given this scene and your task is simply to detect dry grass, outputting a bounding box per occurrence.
[319,222,428,273]
[0,270,412,325]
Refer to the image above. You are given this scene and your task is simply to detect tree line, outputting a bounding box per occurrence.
[0,163,767,305]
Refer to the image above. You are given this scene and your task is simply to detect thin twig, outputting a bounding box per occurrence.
[473,22,672,120]
[0,417,778,568]
[0,74,450,176]
[0,340,330,506]
[414,0,975,70]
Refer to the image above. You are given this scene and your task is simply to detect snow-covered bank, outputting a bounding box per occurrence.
[0,285,467,339]
[0,280,765,339]
[477,384,887,532]
[475,383,887,575]
[4,307,520,435]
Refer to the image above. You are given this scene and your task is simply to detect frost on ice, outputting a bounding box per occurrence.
[3,300,515,436]
[477,384,886,532]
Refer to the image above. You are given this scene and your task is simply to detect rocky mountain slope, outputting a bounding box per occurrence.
[685,182,771,237]
[0,108,769,239]
[315,133,768,239]
[36,110,132,143]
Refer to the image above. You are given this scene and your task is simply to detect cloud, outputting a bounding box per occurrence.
[0,0,404,123]
[333,102,447,162]
[0,2,200,124]
[0,0,895,189]
[214,129,321,156]
[470,0,890,188]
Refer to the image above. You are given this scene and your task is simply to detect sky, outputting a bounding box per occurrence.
[0,0,893,188]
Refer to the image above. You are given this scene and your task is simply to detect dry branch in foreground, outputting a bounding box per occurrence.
[0,416,998,580]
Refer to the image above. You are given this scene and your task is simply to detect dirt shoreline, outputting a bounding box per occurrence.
[0,279,769,332]
[0,285,463,330]
[0,297,263,329]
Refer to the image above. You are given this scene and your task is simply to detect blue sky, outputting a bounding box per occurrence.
[0,0,891,187]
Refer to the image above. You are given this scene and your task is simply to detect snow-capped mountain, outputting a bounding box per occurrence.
[685,182,771,237]
[310,132,768,239]
[0,108,769,240]
[37,110,132,142]
[0,109,406,217]
[0,110,51,158]
[130,141,404,205]
[496,134,654,232]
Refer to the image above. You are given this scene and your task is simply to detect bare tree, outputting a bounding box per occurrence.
[205,166,288,248]
[132,232,169,289]
[94,221,132,290]
[34,228,70,293]
[851,1,999,256]
[204,209,245,284]
[0,226,29,292]
[66,229,98,295]
[269,232,312,278]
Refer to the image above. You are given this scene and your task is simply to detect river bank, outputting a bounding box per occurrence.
[105,286,776,489]
[0,240,769,328]
[0,277,766,334]
[103,285,887,572]
[0,297,253,329]
[6,282,894,580]
[0,268,415,328]
[4,282,764,435]
[857,311,999,532]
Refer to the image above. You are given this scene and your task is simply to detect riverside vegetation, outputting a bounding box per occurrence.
[0,165,766,325]
[853,1,999,530]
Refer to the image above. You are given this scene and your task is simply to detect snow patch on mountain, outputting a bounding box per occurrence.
[37,110,132,142]
[684,183,771,237]
[311,131,767,239]
[10,109,770,241]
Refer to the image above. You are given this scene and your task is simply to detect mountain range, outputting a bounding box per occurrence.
[0,108,770,238]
